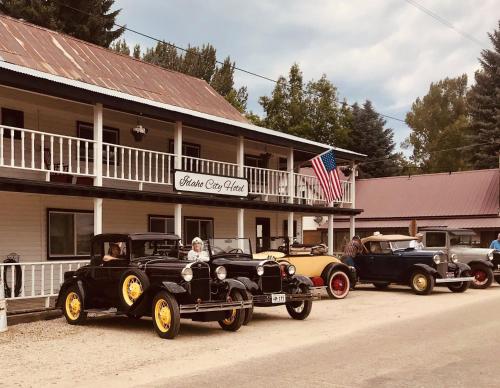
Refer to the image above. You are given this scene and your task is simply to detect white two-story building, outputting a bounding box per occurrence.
[0,15,364,273]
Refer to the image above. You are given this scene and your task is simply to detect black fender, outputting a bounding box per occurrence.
[467,260,494,270]
[127,282,187,317]
[321,262,355,284]
[162,281,188,294]
[235,276,259,292]
[291,274,313,287]
[404,263,437,282]
[222,278,247,294]
[56,279,85,308]
[455,262,472,275]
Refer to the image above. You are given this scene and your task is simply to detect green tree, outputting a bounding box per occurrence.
[403,75,470,173]
[0,0,124,47]
[468,21,500,169]
[132,44,141,59]
[349,101,400,178]
[111,38,130,55]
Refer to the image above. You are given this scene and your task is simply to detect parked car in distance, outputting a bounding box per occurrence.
[255,237,354,299]
[353,234,474,295]
[56,233,251,339]
[420,228,497,289]
[202,237,319,323]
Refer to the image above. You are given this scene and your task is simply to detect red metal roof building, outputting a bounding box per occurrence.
[312,169,500,248]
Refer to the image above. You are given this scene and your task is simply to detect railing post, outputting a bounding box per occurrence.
[287,147,295,203]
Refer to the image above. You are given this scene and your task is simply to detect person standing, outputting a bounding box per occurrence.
[490,233,500,250]
[341,236,363,267]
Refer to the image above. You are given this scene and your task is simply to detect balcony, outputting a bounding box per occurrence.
[0,125,353,207]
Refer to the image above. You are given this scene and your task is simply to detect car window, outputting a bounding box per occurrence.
[425,232,446,248]
[130,240,177,259]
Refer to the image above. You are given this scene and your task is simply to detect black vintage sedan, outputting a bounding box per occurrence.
[352,234,474,295]
[202,237,320,323]
[56,233,251,339]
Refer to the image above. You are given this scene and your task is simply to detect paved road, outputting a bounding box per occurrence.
[161,296,500,388]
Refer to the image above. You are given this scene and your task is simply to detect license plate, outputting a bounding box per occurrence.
[271,293,286,303]
[446,272,455,278]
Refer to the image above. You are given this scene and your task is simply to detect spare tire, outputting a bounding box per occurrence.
[119,269,150,311]
[3,258,22,297]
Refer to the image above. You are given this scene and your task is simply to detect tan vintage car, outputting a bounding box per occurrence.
[254,237,354,299]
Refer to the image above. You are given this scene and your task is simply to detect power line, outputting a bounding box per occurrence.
[53,1,407,123]
[404,0,486,47]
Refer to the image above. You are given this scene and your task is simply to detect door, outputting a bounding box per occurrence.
[256,217,271,253]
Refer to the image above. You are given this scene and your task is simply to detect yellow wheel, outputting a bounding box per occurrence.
[119,270,150,310]
[152,290,180,339]
[218,290,244,332]
[62,286,87,325]
[410,271,434,295]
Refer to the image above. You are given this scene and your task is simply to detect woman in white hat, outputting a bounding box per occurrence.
[187,237,209,262]
[410,233,425,250]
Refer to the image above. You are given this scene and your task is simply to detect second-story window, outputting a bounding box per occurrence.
[1,108,24,139]
[77,121,120,163]
[244,154,265,168]
[168,140,201,158]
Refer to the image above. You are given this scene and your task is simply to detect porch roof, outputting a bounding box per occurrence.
[0,15,365,161]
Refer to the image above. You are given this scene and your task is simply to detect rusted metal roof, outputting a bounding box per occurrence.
[0,15,247,123]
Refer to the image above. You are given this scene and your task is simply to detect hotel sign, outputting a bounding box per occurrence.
[174,170,248,197]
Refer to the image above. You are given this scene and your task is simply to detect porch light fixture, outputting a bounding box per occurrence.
[131,116,148,142]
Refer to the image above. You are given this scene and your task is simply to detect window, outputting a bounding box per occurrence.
[1,108,24,139]
[425,232,446,248]
[48,209,93,259]
[244,154,265,168]
[149,215,175,234]
[168,140,201,158]
[184,217,213,244]
[77,121,120,163]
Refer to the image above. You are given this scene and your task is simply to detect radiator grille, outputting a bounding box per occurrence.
[261,263,282,293]
[190,264,211,301]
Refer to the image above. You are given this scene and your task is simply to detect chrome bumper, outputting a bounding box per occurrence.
[253,288,322,305]
[435,276,474,284]
[180,300,252,314]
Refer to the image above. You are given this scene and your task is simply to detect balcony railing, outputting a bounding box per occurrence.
[0,125,95,177]
[0,125,353,207]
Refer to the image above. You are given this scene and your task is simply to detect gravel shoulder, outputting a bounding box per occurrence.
[3,285,500,387]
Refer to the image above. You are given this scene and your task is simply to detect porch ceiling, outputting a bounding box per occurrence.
[0,177,363,216]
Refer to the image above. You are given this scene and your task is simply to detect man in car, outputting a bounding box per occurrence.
[490,233,500,250]
[103,243,123,262]
[187,237,209,262]
[341,235,362,267]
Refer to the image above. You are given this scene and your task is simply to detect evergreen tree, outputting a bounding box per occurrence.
[111,38,130,55]
[349,101,400,178]
[468,21,500,169]
[403,75,470,173]
[0,0,124,47]
[132,44,141,59]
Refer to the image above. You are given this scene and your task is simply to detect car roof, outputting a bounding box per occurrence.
[94,233,180,241]
[361,234,417,244]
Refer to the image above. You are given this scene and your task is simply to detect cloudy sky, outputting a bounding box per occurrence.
[114,0,498,150]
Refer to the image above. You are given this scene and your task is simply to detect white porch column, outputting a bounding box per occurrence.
[349,162,357,238]
[175,204,182,240]
[237,208,245,249]
[328,212,334,255]
[93,103,103,236]
[287,147,295,204]
[288,212,294,241]
[237,135,244,177]
[174,120,183,170]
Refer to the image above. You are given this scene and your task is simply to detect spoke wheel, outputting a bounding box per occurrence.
[152,290,180,339]
[470,266,493,289]
[326,270,350,299]
[286,285,312,320]
[218,290,245,332]
[119,270,150,311]
[62,286,87,325]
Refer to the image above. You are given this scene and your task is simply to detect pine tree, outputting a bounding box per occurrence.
[403,75,470,173]
[0,0,124,47]
[111,39,130,55]
[468,21,500,169]
[349,101,400,178]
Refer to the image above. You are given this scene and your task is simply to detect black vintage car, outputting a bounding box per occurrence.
[352,234,474,295]
[56,233,251,339]
[492,251,500,284]
[201,237,319,323]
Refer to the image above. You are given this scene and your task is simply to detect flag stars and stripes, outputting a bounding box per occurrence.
[311,149,343,204]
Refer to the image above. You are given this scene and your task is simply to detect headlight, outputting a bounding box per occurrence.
[215,266,227,280]
[287,265,296,276]
[257,265,264,276]
[488,252,494,261]
[433,254,441,264]
[181,267,193,282]
[451,254,458,263]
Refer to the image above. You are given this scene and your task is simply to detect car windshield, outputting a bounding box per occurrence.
[208,238,252,256]
[449,234,473,247]
[130,239,178,260]
[389,240,413,250]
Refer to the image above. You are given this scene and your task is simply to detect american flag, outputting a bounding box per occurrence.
[311,149,343,203]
